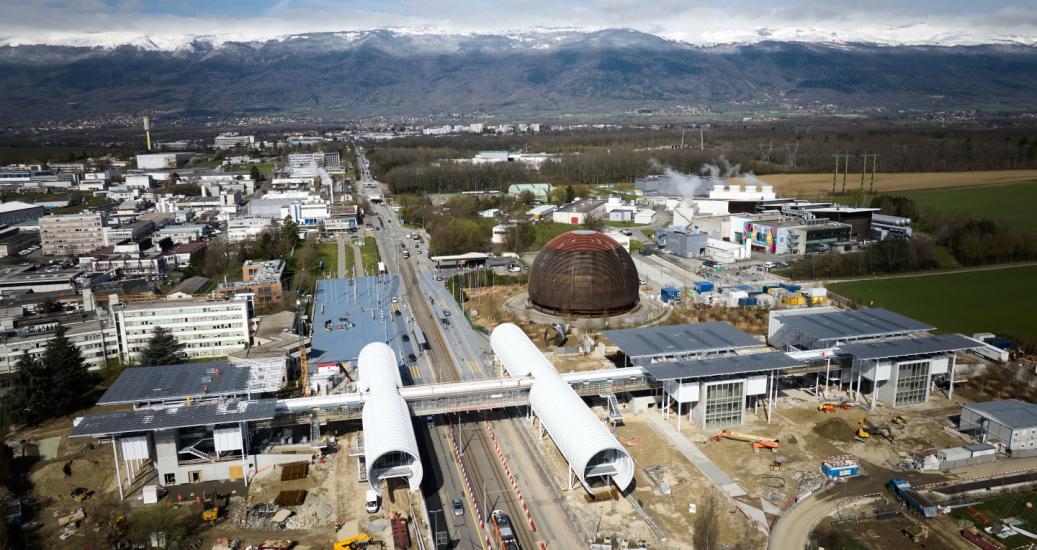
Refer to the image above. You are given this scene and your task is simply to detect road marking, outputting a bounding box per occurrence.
[410,366,421,381]
[468,361,479,375]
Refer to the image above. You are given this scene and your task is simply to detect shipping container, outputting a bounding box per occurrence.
[780,283,802,292]
[693,281,714,293]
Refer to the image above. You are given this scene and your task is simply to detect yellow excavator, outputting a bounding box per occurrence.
[334,534,373,550]
[200,493,227,524]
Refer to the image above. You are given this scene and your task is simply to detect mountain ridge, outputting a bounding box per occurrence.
[1,28,1036,126]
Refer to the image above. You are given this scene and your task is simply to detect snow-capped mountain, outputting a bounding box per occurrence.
[0,28,1035,125]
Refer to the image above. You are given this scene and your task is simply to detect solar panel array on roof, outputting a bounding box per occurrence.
[97,360,253,405]
[602,322,760,359]
[70,399,278,437]
[780,308,933,343]
[837,334,977,361]
[643,352,802,381]
[963,399,1037,430]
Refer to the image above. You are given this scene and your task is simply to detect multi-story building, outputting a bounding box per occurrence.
[0,317,119,375]
[102,220,156,246]
[227,217,275,242]
[155,224,207,245]
[135,153,190,170]
[40,212,106,256]
[124,174,155,191]
[218,260,285,304]
[111,297,251,362]
[213,132,256,150]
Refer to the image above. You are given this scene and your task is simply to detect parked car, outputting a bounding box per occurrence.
[452,498,465,517]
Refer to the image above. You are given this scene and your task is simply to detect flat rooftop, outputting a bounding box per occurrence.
[963,399,1037,430]
[777,307,933,343]
[837,333,978,361]
[644,351,802,381]
[603,321,761,360]
[556,199,606,214]
[71,399,278,437]
[309,275,411,367]
[97,360,253,405]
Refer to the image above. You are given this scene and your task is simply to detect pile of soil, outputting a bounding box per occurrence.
[812,418,853,442]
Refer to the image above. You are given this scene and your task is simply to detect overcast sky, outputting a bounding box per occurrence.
[2,0,1036,45]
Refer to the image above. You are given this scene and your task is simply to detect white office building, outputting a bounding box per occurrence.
[227,217,275,242]
[112,297,251,362]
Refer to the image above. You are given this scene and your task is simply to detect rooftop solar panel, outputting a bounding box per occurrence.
[602,322,760,359]
[97,360,253,405]
[837,334,977,360]
[643,352,802,381]
[71,399,278,437]
[779,308,933,342]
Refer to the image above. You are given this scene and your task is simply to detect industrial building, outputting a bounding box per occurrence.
[135,153,191,170]
[0,201,46,225]
[507,183,553,202]
[603,321,761,366]
[0,225,39,257]
[111,297,251,362]
[0,315,119,375]
[40,212,106,256]
[247,191,329,228]
[960,400,1037,457]
[527,231,640,316]
[656,228,709,258]
[552,199,607,225]
[213,132,256,150]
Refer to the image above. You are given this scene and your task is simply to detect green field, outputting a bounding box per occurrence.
[949,490,1037,547]
[315,242,340,278]
[830,265,1037,340]
[903,181,1037,230]
[360,237,381,275]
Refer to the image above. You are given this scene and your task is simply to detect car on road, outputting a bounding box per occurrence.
[639,278,647,285]
[426,416,435,427]
[407,353,417,363]
[391,296,398,304]
[402,334,410,342]
[452,498,465,517]
[435,275,444,281]
[440,318,451,327]
[508,265,522,273]
[762,261,776,269]
[621,229,633,236]
[443,310,451,316]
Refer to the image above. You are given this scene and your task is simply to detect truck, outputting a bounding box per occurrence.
[364,490,380,514]
[887,478,938,518]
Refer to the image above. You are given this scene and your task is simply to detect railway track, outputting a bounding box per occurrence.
[378,211,537,549]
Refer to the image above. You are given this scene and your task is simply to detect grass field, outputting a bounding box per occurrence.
[315,242,339,278]
[949,490,1037,548]
[829,265,1037,340]
[901,181,1037,230]
[754,169,1037,197]
[360,237,381,275]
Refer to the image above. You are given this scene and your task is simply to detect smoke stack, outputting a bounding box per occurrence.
[143,116,152,152]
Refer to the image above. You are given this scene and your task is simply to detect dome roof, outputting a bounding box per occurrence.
[528,230,640,315]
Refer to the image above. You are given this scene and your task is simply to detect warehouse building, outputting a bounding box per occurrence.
[552,199,607,225]
[960,400,1037,457]
[0,201,45,225]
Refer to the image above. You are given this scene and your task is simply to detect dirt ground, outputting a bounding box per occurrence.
[520,409,761,549]
[748,169,1037,197]
[682,385,963,508]
[465,285,525,331]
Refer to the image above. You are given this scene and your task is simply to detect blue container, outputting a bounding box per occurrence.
[661,288,681,303]
[822,464,859,478]
[693,281,714,293]
[738,297,758,307]
[780,283,802,292]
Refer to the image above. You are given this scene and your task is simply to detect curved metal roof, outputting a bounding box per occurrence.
[358,343,422,495]
[491,323,633,490]
[528,230,640,315]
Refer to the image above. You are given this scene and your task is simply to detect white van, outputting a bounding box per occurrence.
[365,490,380,513]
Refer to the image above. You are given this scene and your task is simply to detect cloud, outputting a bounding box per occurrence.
[1,0,1035,46]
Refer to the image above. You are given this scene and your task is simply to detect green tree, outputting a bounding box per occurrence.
[548,187,568,205]
[249,165,263,182]
[139,327,185,366]
[565,184,575,203]
[517,190,536,206]
[5,352,48,425]
[582,212,606,232]
[43,325,91,414]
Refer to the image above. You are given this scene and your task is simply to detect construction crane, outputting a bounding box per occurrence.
[711,430,780,451]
